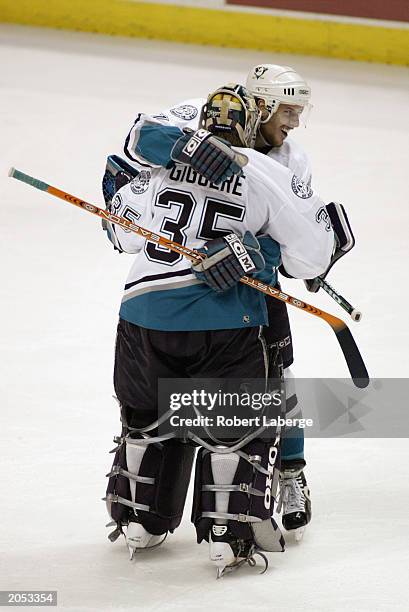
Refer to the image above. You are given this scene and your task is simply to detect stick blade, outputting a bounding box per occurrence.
[335,326,369,388]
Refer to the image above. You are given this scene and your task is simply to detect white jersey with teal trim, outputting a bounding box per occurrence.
[111,148,333,332]
[124,98,312,183]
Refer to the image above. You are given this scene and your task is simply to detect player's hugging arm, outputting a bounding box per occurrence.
[125,115,185,168]
[124,101,247,186]
[124,100,204,167]
[262,174,335,280]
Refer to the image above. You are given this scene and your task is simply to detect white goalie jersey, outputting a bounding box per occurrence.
[109,148,333,332]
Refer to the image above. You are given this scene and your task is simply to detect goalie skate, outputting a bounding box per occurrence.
[210,525,268,579]
[126,518,167,560]
[278,460,311,542]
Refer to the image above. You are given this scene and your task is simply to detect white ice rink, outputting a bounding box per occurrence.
[1,23,409,611]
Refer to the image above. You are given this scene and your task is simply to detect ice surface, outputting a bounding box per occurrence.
[1,24,408,611]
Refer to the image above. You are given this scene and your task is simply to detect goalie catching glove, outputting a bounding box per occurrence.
[192,232,265,293]
[171,129,248,186]
[305,202,355,293]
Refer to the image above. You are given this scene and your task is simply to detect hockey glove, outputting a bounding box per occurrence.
[305,202,355,292]
[170,129,248,186]
[192,232,265,293]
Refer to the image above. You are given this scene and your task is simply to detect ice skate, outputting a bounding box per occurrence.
[126,518,167,560]
[209,525,268,578]
[278,459,311,541]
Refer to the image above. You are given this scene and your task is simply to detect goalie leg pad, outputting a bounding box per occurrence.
[192,436,284,552]
[106,436,195,535]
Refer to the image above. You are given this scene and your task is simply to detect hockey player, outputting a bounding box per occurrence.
[104,84,335,575]
[103,65,318,538]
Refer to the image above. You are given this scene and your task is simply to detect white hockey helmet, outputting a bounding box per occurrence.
[246,64,312,123]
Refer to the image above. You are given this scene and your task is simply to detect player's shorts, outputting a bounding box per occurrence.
[263,295,293,369]
[114,318,268,429]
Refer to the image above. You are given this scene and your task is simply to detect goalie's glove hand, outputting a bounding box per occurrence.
[170,129,248,186]
[192,232,265,293]
[305,202,355,293]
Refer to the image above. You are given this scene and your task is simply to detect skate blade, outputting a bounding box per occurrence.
[215,553,268,579]
[215,557,247,579]
[127,533,168,560]
[127,543,149,560]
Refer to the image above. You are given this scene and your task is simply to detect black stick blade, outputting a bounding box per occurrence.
[335,326,369,388]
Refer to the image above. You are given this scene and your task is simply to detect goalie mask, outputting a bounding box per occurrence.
[200,84,261,148]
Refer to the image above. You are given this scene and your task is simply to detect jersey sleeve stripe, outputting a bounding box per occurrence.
[124,268,193,291]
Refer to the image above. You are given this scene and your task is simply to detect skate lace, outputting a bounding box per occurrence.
[279,475,305,514]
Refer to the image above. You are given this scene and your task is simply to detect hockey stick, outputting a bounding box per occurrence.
[8,167,369,388]
[316,277,362,322]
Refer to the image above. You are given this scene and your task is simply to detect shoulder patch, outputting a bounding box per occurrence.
[130,170,151,195]
[291,175,313,199]
[170,104,198,121]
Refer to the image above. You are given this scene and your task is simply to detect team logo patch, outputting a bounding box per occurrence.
[254,66,268,80]
[130,170,151,195]
[170,104,198,121]
[291,175,313,199]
